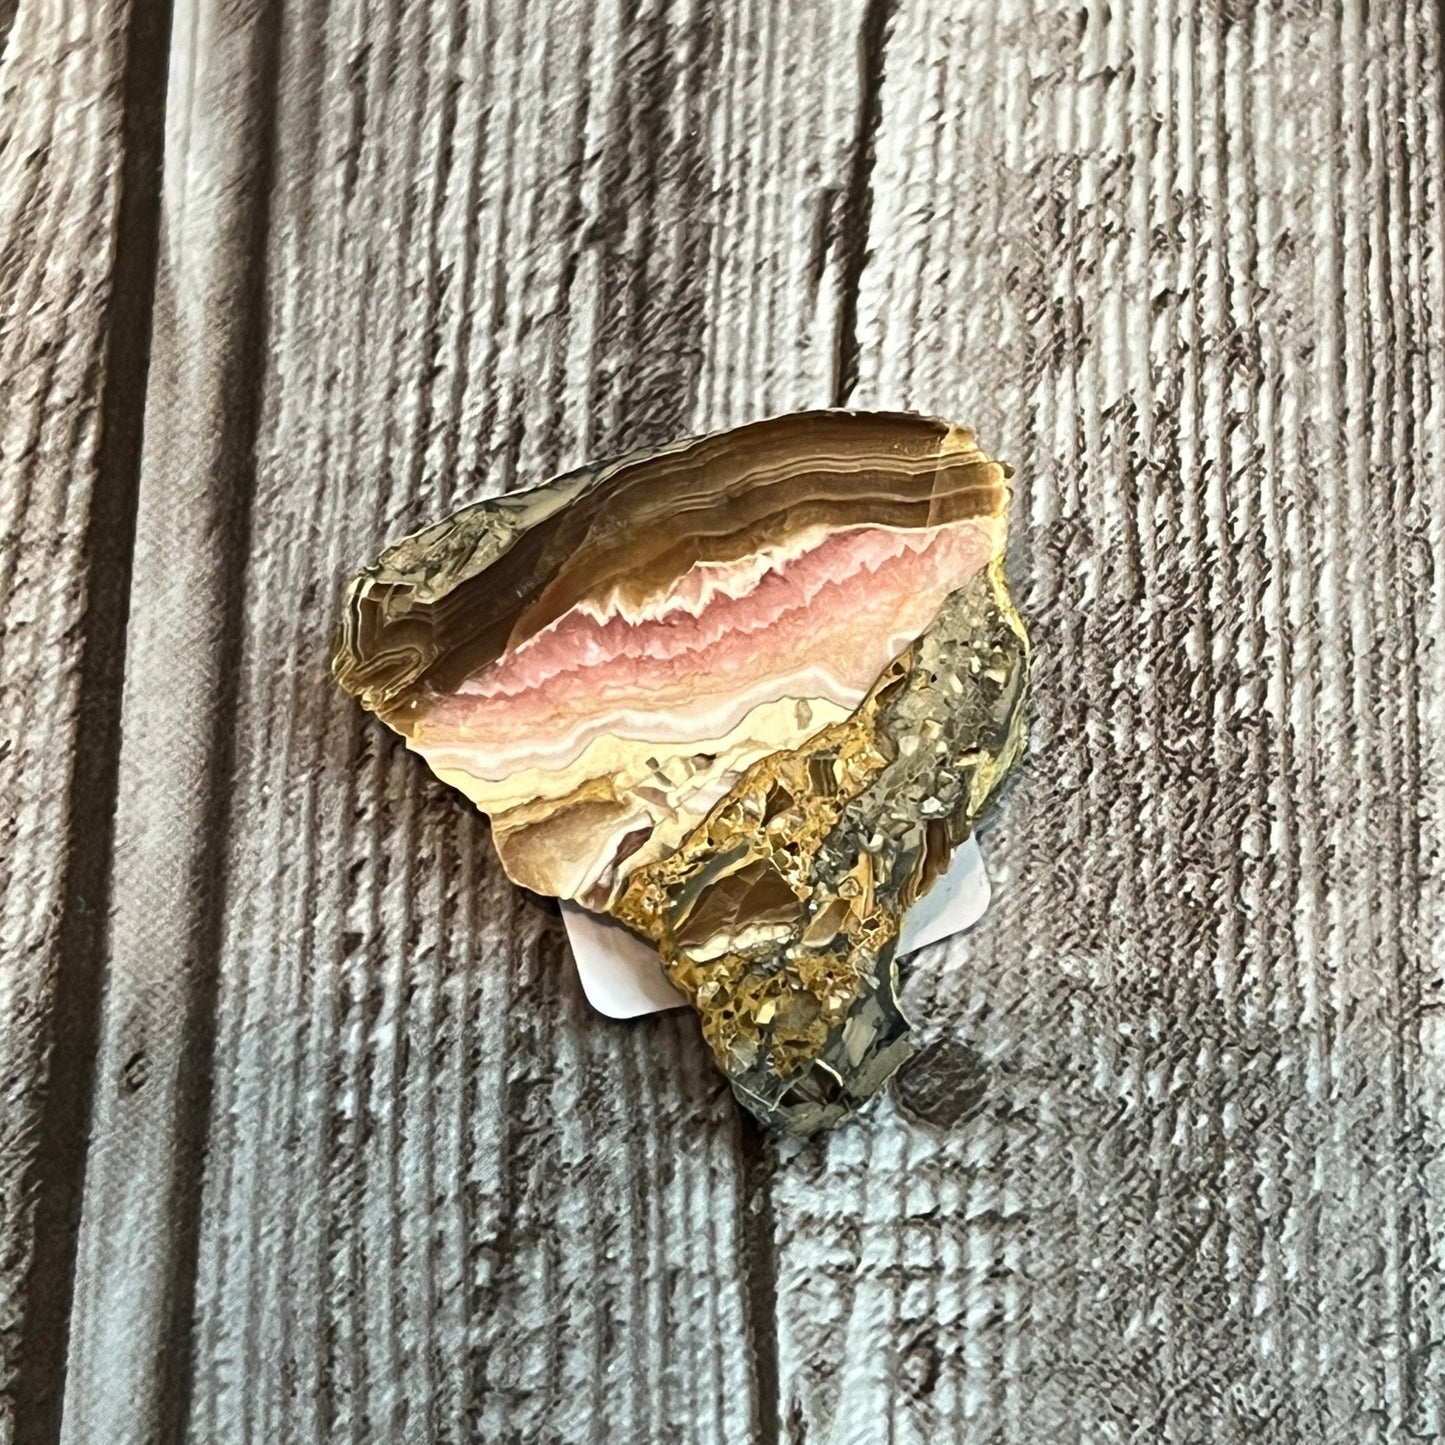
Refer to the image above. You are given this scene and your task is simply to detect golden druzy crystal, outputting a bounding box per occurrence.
[333,411,1030,1131]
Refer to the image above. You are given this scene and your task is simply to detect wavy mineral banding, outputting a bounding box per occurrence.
[333,411,1030,1130]
[416,517,999,904]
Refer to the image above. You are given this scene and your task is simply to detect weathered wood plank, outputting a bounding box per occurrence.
[0,1,166,1439]
[773,2,1445,1442]
[63,1,874,1440]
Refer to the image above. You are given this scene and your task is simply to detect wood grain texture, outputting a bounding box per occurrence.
[5,0,1442,1441]
[773,2,1445,1443]
[0,0,166,1439]
[62,1,873,1440]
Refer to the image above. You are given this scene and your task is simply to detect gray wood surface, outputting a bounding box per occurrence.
[0,0,166,1438]
[63,2,869,1442]
[1,0,1442,1442]
[775,5,1445,1440]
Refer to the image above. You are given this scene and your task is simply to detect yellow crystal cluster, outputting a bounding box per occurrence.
[613,653,914,1076]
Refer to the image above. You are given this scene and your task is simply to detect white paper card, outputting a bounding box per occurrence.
[563,833,991,1019]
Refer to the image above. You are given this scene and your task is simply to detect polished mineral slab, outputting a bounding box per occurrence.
[333,411,1029,1130]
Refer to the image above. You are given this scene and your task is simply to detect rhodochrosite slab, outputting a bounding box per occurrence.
[333,412,1030,1130]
